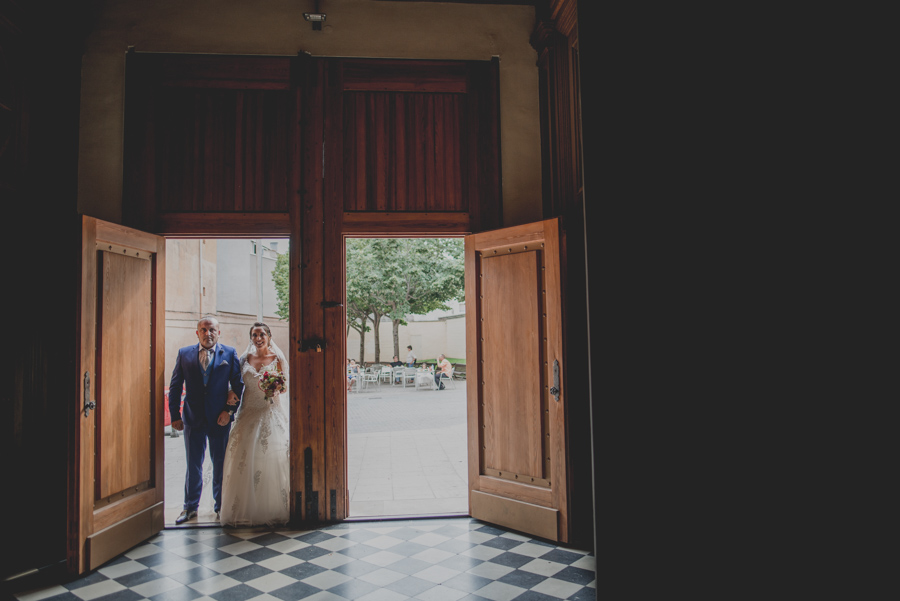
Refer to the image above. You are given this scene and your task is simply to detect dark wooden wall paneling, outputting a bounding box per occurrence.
[533,24,580,217]
[532,0,593,552]
[2,0,86,583]
[342,92,465,212]
[124,55,501,238]
[336,58,501,233]
[468,58,503,235]
[124,55,293,231]
[154,88,290,213]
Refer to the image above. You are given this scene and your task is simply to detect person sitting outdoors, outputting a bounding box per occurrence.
[347,358,360,391]
[389,355,404,383]
[434,354,452,390]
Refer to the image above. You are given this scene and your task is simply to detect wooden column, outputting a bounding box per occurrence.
[293,56,328,523]
[323,59,348,521]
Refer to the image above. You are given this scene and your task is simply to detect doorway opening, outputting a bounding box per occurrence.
[163,237,290,527]
[344,237,468,518]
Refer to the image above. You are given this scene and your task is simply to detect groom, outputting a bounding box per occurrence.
[169,316,244,524]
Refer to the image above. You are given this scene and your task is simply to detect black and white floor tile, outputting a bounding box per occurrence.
[12,518,594,601]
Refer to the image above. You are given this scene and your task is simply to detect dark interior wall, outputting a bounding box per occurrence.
[1,0,92,580]
[530,1,593,551]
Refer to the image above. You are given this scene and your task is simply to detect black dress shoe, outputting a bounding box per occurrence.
[175,509,197,524]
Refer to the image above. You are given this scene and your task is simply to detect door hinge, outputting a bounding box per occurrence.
[83,371,97,417]
[549,359,561,402]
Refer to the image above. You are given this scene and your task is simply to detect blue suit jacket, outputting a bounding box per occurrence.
[168,343,244,433]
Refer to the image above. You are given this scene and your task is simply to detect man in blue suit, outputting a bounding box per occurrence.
[169,316,244,524]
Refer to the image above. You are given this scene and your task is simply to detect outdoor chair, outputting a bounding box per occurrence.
[379,365,393,384]
[392,366,405,386]
[361,368,379,390]
[438,368,457,390]
[402,367,417,387]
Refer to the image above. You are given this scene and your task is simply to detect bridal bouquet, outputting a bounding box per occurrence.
[257,370,286,402]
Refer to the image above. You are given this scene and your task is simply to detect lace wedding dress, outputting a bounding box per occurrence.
[220,358,290,527]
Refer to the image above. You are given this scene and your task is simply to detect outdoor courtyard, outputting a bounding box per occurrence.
[164,379,468,525]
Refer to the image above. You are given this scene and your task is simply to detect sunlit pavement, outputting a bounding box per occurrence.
[164,378,468,525]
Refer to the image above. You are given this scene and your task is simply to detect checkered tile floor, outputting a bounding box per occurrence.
[14,518,595,601]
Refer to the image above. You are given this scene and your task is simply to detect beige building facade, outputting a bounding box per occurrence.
[164,239,290,381]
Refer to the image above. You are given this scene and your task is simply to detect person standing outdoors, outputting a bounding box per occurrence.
[405,345,417,367]
[169,317,243,524]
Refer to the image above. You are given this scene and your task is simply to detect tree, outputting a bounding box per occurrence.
[275,238,465,364]
[346,238,464,363]
[346,239,401,363]
[272,251,290,321]
[388,238,464,359]
[346,302,371,363]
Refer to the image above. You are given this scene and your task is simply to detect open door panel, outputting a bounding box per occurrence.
[465,218,569,543]
[69,216,166,574]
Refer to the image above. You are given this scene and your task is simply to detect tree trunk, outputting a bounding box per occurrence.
[392,319,402,358]
[358,319,366,364]
[372,312,382,363]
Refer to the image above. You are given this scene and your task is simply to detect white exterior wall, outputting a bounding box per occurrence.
[216,239,285,320]
[347,316,466,365]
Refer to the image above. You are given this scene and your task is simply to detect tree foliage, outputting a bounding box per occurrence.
[346,238,464,362]
[272,250,290,321]
[272,238,464,363]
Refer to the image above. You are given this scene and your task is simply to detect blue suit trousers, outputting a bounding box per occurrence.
[182,422,230,512]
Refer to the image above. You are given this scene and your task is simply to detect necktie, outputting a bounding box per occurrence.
[201,347,213,370]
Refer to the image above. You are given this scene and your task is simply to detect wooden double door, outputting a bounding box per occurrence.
[69,215,573,574]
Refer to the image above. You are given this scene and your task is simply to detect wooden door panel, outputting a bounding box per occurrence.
[466,218,568,542]
[481,251,544,480]
[71,216,165,574]
[97,251,153,500]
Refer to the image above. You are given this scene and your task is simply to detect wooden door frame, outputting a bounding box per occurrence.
[338,228,471,521]
[119,51,500,524]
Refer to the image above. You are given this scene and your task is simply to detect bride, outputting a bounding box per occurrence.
[220,322,290,527]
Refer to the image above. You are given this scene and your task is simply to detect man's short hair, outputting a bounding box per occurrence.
[197,316,219,328]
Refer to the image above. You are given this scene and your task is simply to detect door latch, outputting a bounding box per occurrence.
[300,336,327,352]
[83,371,97,417]
[549,359,561,402]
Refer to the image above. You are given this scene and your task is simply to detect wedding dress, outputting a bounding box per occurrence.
[219,356,290,527]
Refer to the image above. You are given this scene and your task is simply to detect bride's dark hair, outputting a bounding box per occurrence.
[250,322,272,339]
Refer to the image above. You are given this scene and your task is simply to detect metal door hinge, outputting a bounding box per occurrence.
[549,359,560,401]
[83,371,97,417]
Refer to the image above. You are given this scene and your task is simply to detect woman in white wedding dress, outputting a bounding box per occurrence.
[220,322,290,527]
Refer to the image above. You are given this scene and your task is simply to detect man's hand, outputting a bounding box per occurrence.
[227,390,239,406]
[171,419,184,431]
[217,411,231,426]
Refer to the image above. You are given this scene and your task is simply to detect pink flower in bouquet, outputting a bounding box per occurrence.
[257,370,285,402]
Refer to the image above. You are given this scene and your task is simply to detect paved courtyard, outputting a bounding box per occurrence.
[164,378,468,525]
